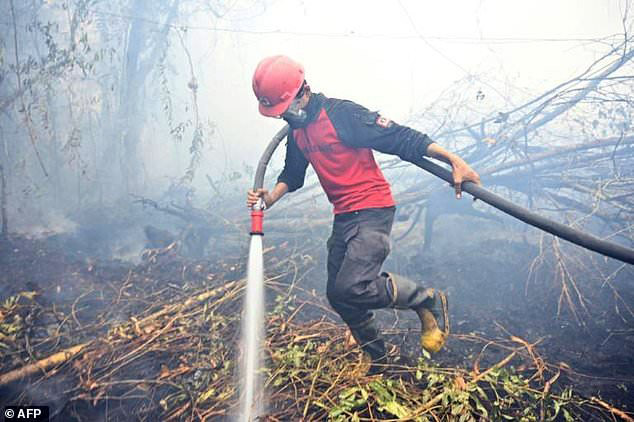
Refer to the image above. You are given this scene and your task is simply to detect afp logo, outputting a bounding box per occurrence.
[3,406,49,422]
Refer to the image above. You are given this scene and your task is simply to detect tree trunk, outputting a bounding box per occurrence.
[118,0,179,196]
[0,164,7,236]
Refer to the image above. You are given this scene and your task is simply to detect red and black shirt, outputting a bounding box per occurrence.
[278,93,434,214]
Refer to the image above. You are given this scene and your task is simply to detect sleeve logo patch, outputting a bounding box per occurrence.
[376,115,393,128]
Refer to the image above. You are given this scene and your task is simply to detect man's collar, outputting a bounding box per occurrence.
[303,93,324,123]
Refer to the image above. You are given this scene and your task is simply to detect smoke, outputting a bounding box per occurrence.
[13,210,78,239]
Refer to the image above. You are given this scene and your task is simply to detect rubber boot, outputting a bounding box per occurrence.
[383,272,447,354]
[348,317,388,376]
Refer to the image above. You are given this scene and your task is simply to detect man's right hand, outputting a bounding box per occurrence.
[247,188,270,209]
[246,182,289,210]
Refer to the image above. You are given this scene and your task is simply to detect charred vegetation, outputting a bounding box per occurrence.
[1,1,633,421]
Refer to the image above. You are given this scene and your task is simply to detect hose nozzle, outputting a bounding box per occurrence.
[250,199,265,235]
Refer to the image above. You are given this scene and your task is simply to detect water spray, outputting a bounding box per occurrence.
[239,125,289,421]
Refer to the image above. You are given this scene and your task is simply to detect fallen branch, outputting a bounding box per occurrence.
[591,396,634,422]
[0,342,89,385]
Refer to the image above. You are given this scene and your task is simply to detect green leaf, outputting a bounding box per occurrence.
[198,387,216,402]
[339,387,359,400]
[451,403,464,415]
[369,380,392,402]
[313,401,328,410]
[442,392,449,407]
[379,401,409,418]
[553,400,561,417]
[473,397,488,417]
[459,413,473,422]
[422,348,431,360]
[329,406,344,418]
[19,291,37,300]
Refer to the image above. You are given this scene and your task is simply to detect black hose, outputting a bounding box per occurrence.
[252,125,634,265]
[253,125,289,191]
[414,157,634,265]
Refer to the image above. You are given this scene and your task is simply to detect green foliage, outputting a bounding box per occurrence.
[268,349,586,421]
[0,292,36,356]
[327,386,368,421]
[270,339,319,388]
[271,293,296,317]
[369,379,412,418]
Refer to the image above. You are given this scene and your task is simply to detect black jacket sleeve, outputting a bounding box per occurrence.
[276,131,309,192]
[326,100,434,162]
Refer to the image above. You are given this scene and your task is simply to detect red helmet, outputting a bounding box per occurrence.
[252,55,305,117]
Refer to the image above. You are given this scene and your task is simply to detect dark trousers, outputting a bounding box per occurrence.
[326,206,395,328]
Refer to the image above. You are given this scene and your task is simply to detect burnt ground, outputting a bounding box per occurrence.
[281,213,634,411]
[383,216,634,411]
[0,213,633,420]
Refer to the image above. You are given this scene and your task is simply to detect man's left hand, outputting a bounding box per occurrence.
[425,142,482,199]
[450,159,481,199]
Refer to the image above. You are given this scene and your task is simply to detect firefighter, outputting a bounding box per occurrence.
[246,55,481,375]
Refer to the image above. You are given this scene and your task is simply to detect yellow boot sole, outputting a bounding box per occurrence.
[421,326,447,353]
[419,291,449,353]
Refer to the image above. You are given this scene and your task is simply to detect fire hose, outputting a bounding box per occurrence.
[412,157,634,265]
[251,124,634,265]
[250,125,290,233]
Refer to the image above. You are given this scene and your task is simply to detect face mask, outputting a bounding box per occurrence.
[281,96,308,128]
